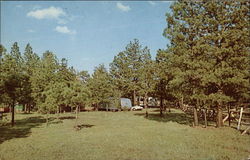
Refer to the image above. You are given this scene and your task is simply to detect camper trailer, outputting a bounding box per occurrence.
[99,98,132,111]
[138,97,159,108]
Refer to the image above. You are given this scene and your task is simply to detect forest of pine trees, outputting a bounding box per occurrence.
[0,1,249,127]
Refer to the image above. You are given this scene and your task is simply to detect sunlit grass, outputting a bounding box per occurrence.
[0,109,249,160]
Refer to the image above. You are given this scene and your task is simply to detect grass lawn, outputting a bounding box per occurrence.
[0,109,249,160]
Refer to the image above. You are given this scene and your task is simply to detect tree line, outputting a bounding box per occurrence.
[0,1,249,127]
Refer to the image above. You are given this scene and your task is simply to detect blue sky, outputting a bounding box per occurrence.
[1,1,172,73]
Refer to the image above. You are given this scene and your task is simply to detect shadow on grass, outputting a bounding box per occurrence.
[0,116,56,144]
[74,124,95,131]
[77,124,94,128]
[134,111,193,125]
[151,109,162,112]
[49,120,63,125]
[20,112,34,115]
[59,116,75,120]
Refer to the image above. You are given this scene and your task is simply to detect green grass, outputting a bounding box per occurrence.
[0,109,249,160]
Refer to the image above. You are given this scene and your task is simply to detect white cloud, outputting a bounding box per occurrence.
[148,1,156,5]
[27,6,66,20]
[27,29,35,33]
[55,26,76,35]
[116,2,131,12]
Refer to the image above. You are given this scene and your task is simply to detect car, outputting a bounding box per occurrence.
[131,105,143,111]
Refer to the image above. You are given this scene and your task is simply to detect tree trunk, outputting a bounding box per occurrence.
[144,93,148,117]
[204,108,207,128]
[228,106,231,127]
[95,103,98,111]
[217,105,223,127]
[212,109,215,121]
[163,100,166,112]
[137,96,140,106]
[75,106,78,119]
[160,96,163,117]
[133,90,136,106]
[46,113,49,127]
[28,104,31,113]
[181,96,184,110]
[57,106,60,119]
[216,89,223,127]
[193,107,198,126]
[11,101,15,127]
[24,104,27,113]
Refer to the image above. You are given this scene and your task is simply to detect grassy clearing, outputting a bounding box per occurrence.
[0,109,249,160]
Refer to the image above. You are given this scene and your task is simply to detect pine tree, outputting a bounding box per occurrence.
[30,51,59,113]
[155,49,176,116]
[1,42,24,126]
[87,64,112,110]
[110,39,150,105]
[138,50,155,116]
[0,45,7,104]
[69,80,89,119]
[164,1,250,127]
[22,43,40,112]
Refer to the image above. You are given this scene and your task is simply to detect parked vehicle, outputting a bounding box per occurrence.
[99,98,132,111]
[138,97,160,108]
[131,105,143,111]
